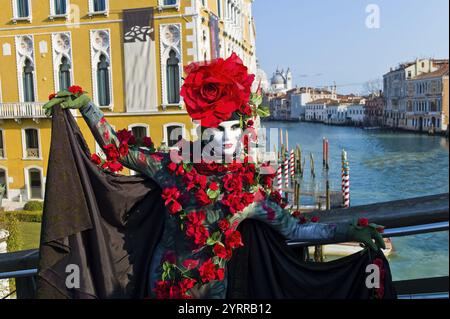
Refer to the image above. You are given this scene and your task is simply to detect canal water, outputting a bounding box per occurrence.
[262,121,449,281]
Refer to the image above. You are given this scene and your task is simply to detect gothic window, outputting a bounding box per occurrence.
[16,0,30,18]
[24,128,39,158]
[23,58,35,102]
[131,126,147,144]
[54,0,67,15]
[97,54,111,106]
[166,50,180,104]
[59,56,71,91]
[93,0,106,12]
[0,130,4,158]
[165,125,184,147]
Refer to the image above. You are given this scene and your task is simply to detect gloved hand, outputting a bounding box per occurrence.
[43,91,91,117]
[347,221,386,251]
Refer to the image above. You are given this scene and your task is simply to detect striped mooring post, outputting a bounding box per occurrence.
[284,152,289,190]
[277,161,283,196]
[289,149,295,182]
[341,150,350,208]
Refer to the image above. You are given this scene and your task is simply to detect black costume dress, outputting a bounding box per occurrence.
[36,106,396,299]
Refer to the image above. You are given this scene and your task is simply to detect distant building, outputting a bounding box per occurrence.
[364,92,385,127]
[383,59,448,129]
[305,99,339,122]
[269,68,293,93]
[405,64,449,133]
[347,104,365,125]
[325,105,348,124]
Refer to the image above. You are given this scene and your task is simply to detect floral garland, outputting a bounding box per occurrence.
[90,126,156,174]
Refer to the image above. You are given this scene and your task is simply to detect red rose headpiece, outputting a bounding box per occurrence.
[180,53,255,128]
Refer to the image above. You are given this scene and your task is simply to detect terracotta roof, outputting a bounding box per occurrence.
[412,65,449,80]
[306,99,339,105]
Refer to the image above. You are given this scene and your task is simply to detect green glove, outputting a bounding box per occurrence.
[43,93,91,117]
[347,223,386,251]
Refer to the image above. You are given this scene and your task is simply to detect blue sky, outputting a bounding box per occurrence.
[253,0,449,94]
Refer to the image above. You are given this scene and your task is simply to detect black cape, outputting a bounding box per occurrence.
[37,106,396,299]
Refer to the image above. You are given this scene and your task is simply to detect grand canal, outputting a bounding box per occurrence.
[263,121,449,281]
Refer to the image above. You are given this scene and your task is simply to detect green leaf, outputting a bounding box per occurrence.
[256,106,271,118]
[207,189,220,200]
[250,93,263,107]
[211,231,221,242]
[206,237,217,246]
[207,210,220,224]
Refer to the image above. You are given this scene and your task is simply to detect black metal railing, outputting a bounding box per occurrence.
[1,193,449,299]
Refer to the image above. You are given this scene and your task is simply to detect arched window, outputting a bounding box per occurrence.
[24,128,39,158]
[165,124,184,147]
[0,130,4,158]
[17,0,30,17]
[97,54,111,106]
[0,168,8,199]
[28,168,43,200]
[93,0,106,11]
[166,50,180,104]
[131,126,147,144]
[59,56,71,91]
[54,0,67,15]
[23,58,35,102]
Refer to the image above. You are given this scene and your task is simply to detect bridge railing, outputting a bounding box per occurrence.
[0,193,448,299]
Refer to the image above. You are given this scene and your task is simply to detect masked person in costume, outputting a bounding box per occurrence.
[42,53,389,299]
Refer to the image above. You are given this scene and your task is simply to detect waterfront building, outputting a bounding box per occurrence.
[305,98,338,122]
[405,64,449,133]
[0,0,257,202]
[347,104,365,126]
[325,104,348,125]
[383,59,448,129]
[364,92,385,127]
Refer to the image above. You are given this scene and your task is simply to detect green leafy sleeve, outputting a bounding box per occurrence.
[79,102,168,185]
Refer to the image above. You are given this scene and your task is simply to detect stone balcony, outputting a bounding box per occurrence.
[0,102,46,122]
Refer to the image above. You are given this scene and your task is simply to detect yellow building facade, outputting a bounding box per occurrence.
[0,0,257,202]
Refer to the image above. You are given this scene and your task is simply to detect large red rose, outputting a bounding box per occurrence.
[223,174,243,192]
[180,53,255,128]
[195,189,212,207]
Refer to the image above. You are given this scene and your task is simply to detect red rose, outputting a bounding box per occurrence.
[225,230,243,249]
[180,53,255,128]
[218,219,230,232]
[194,174,208,189]
[49,93,57,100]
[376,226,385,234]
[247,120,254,127]
[358,218,369,227]
[261,175,273,189]
[176,165,185,177]
[209,182,219,191]
[91,153,102,165]
[198,259,217,283]
[239,104,253,116]
[103,144,120,161]
[143,136,154,148]
[213,244,229,259]
[102,161,123,172]
[68,85,83,95]
[182,259,199,270]
[119,142,129,157]
[299,216,307,224]
[162,187,180,205]
[311,216,320,223]
[168,200,182,215]
[167,162,177,174]
[292,211,301,218]
[154,280,170,299]
[187,211,206,225]
[216,268,225,281]
[163,251,177,264]
[221,193,246,215]
[195,189,212,206]
[116,129,134,144]
[223,174,243,192]
[180,278,196,292]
